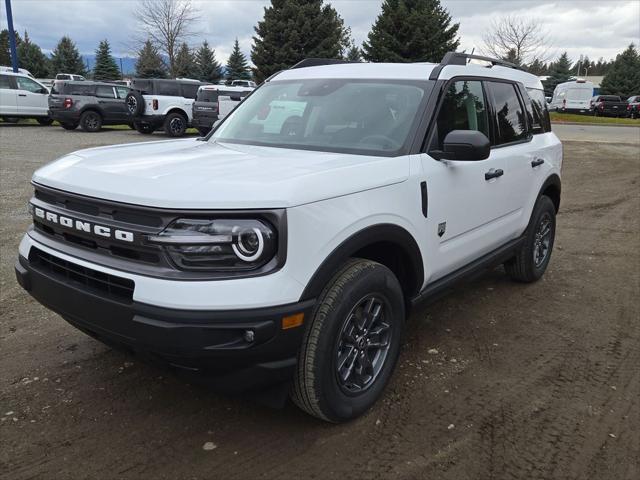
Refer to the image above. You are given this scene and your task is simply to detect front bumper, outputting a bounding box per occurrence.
[15,251,314,392]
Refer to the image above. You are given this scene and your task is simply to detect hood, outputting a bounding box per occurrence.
[32,139,409,209]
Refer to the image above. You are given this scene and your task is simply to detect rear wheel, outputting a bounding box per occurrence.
[292,259,405,422]
[80,111,102,132]
[164,112,187,137]
[60,122,78,130]
[1,116,19,123]
[504,195,556,283]
[36,117,54,126]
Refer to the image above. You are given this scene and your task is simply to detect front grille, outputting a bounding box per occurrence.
[29,247,134,303]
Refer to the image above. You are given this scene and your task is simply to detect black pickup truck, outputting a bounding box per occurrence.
[590,95,628,117]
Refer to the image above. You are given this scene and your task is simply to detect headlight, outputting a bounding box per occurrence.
[147,218,277,271]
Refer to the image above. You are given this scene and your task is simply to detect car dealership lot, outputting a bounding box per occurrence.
[1,125,638,479]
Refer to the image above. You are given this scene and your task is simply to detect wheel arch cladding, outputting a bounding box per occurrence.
[80,107,103,118]
[165,108,188,119]
[540,174,561,212]
[300,224,424,303]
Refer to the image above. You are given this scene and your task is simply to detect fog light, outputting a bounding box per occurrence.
[243,330,255,343]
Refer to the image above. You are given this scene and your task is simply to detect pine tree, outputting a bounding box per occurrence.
[1,30,22,66]
[17,31,50,77]
[527,58,547,76]
[135,40,167,78]
[543,52,572,97]
[173,42,197,78]
[251,0,349,83]
[50,36,86,76]
[226,39,251,80]
[195,41,223,83]
[346,46,362,62]
[362,0,459,63]
[599,44,640,98]
[93,40,121,81]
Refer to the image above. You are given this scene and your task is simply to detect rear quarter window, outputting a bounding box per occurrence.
[68,84,95,96]
[526,88,551,134]
[155,80,180,96]
[95,86,115,98]
[181,83,200,99]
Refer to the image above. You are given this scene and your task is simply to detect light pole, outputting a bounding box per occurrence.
[4,0,19,72]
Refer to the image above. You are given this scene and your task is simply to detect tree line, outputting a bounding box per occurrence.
[2,0,638,97]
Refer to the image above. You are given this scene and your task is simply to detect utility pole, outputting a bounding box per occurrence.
[119,58,124,79]
[4,0,19,72]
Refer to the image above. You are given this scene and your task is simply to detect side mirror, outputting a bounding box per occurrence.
[437,130,490,161]
[39,87,48,95]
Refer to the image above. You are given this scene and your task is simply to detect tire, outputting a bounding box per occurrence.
[60,122,79,130]
[164,112,187,137]
[36,117,54,126]
[134,122,155,134]
[292,259,405,423]
[125,90,145,116]
[2,116,19,123]
[128,123,136,130]
[504,195,556,283]
[197,127,211,137]
[80,110,103,132]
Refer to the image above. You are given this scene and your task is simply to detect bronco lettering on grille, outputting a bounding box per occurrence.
[33,206,135,243]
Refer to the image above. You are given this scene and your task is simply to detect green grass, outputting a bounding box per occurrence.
[550,112,639,126]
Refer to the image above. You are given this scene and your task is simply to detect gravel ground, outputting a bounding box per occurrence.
[1,124,639,480]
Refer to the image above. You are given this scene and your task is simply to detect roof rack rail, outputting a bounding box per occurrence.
[290,58,352,69]
[429,51,523,80]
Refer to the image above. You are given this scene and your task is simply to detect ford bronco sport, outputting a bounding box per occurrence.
[15,53,562,422]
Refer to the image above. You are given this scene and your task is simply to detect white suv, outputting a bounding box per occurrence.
[0,71,52,124]
[125,78,206,136]
[16,53,562,422]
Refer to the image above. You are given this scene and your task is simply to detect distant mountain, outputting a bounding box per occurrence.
[81,55,137,76]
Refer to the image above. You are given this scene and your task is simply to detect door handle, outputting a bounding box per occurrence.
[485,168,504,181]
[18,93,27,97]
[531,158,544,168]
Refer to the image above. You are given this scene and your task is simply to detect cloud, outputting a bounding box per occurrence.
[4,0,639,66]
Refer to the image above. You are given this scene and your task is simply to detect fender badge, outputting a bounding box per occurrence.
[437,222,446,238]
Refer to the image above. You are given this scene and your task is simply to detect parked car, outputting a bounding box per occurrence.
[48,81,131,132]
[125,78,207,136]
[231,79,257,88]
[55,73,86,81]
[15,52,562,422]
[191,85,252,135]
[0,71,51,124]
[0,65,35,78]
[550,80,594,113]
[590,95,628,117]
[626,95,640,119]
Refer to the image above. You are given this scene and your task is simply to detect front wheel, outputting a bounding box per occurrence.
[80,111,102,132]
[505,195,556,282]
[134,122,155,134]
[60,122,78,130]
[292,259,405,422]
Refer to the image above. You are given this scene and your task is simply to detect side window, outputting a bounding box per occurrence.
[487,82,527,145]
[431,80,489,149]
[116,87,129,99]
[181,83,200,99]
[96,86,115,98]
[16,76,44,93]
[526,88,551,134]
[156,81,180,96]
[0,74,13,89]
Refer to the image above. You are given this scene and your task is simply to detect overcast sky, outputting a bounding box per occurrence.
[3,0,639,65]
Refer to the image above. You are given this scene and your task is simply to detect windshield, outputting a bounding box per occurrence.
[211,79,430,156]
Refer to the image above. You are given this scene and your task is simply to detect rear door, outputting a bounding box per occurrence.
[114,86,131,121]
[15,76,49,116]
[95,85,124,122]
[0,74,17,115]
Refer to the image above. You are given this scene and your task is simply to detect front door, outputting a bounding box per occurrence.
[0,74,17,115]
[419,79,520,281]
[14,76,48,116]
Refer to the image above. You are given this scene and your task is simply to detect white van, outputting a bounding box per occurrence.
[550,79,594,113]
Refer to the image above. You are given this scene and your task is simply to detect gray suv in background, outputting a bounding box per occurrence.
[49,81,131,132]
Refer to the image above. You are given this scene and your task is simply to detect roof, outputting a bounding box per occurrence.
[274,61,543,90]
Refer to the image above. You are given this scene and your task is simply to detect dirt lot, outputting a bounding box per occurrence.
[1,124,639,480]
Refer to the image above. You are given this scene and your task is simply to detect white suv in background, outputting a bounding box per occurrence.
[16,53,562,423]
[0,71,52,124]
[125,78,207,136]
